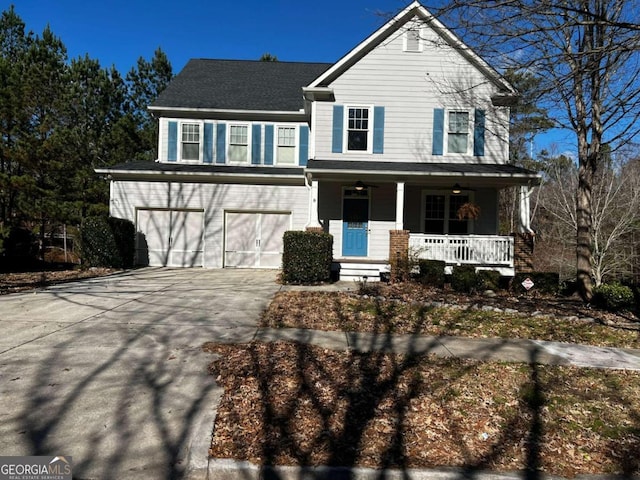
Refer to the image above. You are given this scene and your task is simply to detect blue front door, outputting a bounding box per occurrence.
[342,189,369,257]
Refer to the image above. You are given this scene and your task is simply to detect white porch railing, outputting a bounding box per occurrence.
[409,234,514,267]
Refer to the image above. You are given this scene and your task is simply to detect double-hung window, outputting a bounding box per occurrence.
[447,111,469,154]
[423,192,472,234]
[347,107,370,151]
[277,126,296,164]
[181,123,200,161]
[229,125,249,163]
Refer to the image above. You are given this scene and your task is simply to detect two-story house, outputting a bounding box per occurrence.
[98,1,540,280]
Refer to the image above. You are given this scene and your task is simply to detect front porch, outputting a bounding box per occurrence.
[304,160,540,281]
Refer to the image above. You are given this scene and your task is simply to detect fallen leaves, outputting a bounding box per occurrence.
[207,342,640,477]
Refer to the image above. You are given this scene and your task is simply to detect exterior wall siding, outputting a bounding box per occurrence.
[110,180,309,268]
[314,20,509,164]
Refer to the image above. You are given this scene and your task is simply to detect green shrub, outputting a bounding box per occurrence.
[477,269,501,291]
[513,272,560,295]
[417,259,446,287]
[451,265,477,293]
[592,282,635,312]
[281,231,333,284]
[81,216,135,268]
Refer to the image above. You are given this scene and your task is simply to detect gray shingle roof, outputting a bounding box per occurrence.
[152,59,332,112]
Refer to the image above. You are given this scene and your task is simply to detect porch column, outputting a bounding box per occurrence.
[395,181,405,230]
[519,185,533,234]
[389,230,410,283]
[516,185,535,272]
[306,180,322,231]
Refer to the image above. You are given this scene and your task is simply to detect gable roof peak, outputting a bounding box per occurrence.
[308,1,515,95]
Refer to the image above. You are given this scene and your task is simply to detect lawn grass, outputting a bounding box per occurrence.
[261,291,640,349]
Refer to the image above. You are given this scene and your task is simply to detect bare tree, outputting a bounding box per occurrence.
[429,0,640,301]
[537,151,640,286]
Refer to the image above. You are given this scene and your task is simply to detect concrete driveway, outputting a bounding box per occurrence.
[0,268,281,479]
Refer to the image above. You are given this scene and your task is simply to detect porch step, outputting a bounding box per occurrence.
[332,261,390,283]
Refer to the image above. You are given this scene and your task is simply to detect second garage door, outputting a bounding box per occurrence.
[224,211,291,268]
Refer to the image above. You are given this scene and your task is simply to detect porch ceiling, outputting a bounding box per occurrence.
[305,160,541,188]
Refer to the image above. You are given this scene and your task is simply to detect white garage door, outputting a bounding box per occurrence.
[224,212,291,268]
[136,209,204,267]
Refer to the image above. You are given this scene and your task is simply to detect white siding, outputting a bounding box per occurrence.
[314,18,509,164]
[110,180,308,268]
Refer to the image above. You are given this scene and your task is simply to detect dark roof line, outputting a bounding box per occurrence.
[152,59,332,112]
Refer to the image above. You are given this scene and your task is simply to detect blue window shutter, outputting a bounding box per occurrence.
[168,121,177,161]
[216,123,226,164]
[251,124,262,165]
[373,106,385,154]
[474,109,485,156]
[299,125,309,166]
[264,125,274,165]
[432,108,444,156]
[203,123,213,163]
[332,105,343,153]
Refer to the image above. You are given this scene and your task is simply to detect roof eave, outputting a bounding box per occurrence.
[148,105,306,117]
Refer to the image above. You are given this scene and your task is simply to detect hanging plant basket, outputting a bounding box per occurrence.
[457,202,481,220]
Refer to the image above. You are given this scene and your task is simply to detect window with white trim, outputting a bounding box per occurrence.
[181,123,200,161]
[347,107,370,151]
[422,192,472,234]
[447,111,469,154]
[277,126,296,164]
[229,124,248,162]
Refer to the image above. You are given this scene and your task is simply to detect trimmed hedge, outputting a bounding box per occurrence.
[592,282,635,312]
[513,272,560,295]
[281,231,333,284]
[477,269,501,291]
[417,259,446,287]
[451,265,477,293]
[81,216,135,268]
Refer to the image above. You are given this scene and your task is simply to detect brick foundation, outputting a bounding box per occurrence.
[389,230,410,282]
[513,232,535,273]
[305,226,324,233]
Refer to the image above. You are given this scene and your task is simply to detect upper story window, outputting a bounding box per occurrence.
[277,126,296,164]
[347,107,370,151]
[229,124,249,163]
[423,191,472,234]
[181,123,200,161]
[447,111,469,154]
[404,28,421,52]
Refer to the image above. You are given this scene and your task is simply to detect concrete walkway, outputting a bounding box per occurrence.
[254,327,640,371]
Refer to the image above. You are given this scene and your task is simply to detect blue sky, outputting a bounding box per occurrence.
[9,1,407,72]
[6,0,570,154]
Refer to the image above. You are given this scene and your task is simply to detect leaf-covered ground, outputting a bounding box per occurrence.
[0,268,117,295]
[208,284,640,476]
[206,341,640,477]
[262,285,640,348]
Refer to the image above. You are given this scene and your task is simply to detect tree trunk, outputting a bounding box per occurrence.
[576,158,594,302]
